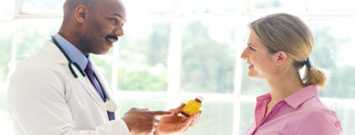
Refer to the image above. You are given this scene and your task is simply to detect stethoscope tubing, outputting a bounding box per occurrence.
[51,36,86,78]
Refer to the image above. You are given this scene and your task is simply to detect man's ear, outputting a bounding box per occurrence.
[272,51,288,65]
[73,4,88,24]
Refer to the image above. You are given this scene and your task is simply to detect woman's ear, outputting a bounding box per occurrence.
[272,51,288,65]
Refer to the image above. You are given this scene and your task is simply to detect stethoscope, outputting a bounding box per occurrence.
[51,36,86,78]
[51,36,117,112]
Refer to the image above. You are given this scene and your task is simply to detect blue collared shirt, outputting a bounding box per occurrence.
[52,34,115,120]
[53,34,88,72]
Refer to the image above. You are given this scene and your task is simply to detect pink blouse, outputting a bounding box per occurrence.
[247,85,342,135]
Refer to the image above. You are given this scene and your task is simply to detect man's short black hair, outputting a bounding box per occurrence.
[63,0,96,14]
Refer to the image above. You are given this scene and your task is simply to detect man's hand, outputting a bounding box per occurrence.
[122,108,171,135]
[155,105,201,135]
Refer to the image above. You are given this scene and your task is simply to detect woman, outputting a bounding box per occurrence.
[241,13,342,135]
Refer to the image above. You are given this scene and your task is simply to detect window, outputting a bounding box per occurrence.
[0,22,13,85]
[0,0,15,21]
[116,19,170,91]
[309,19,355,98]
[13,19,60,61]
[21,0,64,15]
[0,0,354,135]
[306,0,355,14]
[181,17,236,93]
[0,22,14,135]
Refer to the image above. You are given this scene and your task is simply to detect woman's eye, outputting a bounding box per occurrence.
[248,46,256,51]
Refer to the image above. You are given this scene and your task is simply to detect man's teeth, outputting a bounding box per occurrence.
[108,38,115,42]
[106,36,118,42]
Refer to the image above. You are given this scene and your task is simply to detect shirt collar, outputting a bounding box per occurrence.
[256,93,272,103]
[256,85,318,109]
[53,33,88,71]
[284,85,318,109]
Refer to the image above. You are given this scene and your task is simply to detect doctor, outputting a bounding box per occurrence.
[8,0,198,135]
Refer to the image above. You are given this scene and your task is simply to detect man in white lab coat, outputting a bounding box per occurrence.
[7,0,198,135]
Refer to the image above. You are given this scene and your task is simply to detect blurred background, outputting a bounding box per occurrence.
[0,0,355,134]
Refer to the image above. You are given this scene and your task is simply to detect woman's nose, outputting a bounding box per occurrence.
[240,48,248,59]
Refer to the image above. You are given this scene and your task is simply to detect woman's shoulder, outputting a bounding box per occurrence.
[295,108,342,134]
[292,97,342,134]
[298,96,337,119]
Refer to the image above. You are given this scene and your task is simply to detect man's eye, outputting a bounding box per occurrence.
[110,18,118,25]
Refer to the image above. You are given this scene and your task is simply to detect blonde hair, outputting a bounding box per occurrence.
[249,13,326,87]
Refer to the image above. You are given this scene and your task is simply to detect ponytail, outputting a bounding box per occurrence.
[303,67,326,87]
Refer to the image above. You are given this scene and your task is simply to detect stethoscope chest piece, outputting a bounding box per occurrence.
[104,99,117,112]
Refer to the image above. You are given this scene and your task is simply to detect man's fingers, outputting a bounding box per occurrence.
[128,107,148,112]
[148,111,172,116]
[168,104,186,113]
[177,103,185,109]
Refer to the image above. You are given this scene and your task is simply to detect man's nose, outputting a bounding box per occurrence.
[114,26,124,37]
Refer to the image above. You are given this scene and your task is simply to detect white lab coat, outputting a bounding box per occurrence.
[7,40,130,135]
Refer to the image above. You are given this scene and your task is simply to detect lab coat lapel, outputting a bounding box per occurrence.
[47,41,106,109]
[77,77,105,107]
